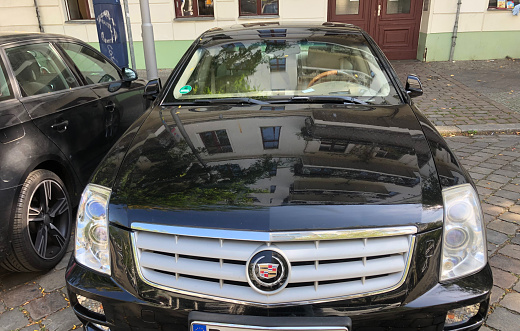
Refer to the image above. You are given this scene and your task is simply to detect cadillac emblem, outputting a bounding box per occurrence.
[246,249,290,294]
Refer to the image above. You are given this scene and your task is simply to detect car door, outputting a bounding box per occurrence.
[5,41,106,185]
[56,42,146,143]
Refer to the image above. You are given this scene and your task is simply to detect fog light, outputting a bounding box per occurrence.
[445,303,480,326]
[77,294,105,315]
[92,323,110,331]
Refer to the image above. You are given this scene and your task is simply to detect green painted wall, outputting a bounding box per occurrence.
[418,31,520,62]
[89,40,194,69]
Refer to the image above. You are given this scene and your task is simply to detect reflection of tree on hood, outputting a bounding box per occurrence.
[117,133,279,209]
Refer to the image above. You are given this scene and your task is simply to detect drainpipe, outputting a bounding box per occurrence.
[139,0,159,80]
[449,0,462,62]
[123,0,136,69]
[33,0,44,33]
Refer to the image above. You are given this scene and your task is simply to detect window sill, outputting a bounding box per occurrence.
[174,17,215,21]
[65,20,95,24]
[238,15,280,20]
[487,7,515,11]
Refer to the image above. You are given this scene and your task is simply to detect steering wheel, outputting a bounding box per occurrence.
[307,70,357,88]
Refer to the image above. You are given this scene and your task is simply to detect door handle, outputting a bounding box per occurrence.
[378,4,381,17]
[51,120,69,133]
[105,102,115,112]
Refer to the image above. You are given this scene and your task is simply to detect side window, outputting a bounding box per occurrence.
[0,58,13,101]
[59,43,120,85]
[6,43,79,97]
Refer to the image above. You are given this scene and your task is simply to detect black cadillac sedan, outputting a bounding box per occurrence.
[0,32,147,272]
[66,23,492,331]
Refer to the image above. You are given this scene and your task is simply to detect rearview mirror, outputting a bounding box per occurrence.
[405,75,423,98]
[144,79,161,100]
[122,67,138,82]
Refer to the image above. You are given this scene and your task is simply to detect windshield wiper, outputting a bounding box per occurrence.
[276,96,369,105]
[191,98,270,105]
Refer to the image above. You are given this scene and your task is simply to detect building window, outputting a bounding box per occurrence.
[319,141,348,153]
[269,58,286,72]
[199,130,232,154]
[240,0,279,16]
[261,127,281,149]
[488,0,519,9]
[66,0,94,20]
[175,0,214,18]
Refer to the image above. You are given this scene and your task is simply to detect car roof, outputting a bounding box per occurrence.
[200,22,363,40]
[0,32,81,46]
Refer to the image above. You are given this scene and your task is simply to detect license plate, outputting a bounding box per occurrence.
[191,321,349,331]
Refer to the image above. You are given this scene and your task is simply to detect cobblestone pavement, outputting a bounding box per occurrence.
[0,61,519,330]
[392,59,520,127]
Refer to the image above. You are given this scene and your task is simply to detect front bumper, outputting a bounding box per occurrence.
[66,255,491,331]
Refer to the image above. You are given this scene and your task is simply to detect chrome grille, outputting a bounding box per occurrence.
[132,223,416,306]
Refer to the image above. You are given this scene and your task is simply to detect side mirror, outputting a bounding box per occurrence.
[108,81,122,92]
[405,75,423,98]
[122,67,138,82]
[144,79,161,100]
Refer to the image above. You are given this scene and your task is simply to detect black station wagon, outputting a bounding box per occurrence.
[0,32,146,272]
[66,23,492,331]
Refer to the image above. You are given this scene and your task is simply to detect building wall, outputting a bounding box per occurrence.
[0,0,329,69]
[1,0,518,66]
[418,0,520,61]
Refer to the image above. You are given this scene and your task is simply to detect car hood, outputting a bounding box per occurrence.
[107,103,444,232]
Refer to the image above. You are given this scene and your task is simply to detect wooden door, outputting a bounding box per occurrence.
[328,0,423,60]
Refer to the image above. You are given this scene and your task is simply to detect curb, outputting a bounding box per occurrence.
[437,124,520,136]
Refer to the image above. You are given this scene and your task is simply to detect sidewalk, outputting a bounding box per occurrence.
[392,58,520,135]
[0,59,519,331]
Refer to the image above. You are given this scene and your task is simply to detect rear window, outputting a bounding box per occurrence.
[166,36,401,105]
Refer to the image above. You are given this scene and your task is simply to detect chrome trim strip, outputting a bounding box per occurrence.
[131,223,417,242]
[130,230,416,307]
[190,321,348,331]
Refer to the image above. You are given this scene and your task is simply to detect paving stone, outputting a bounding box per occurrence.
[486,196,516,208]
[486,174,511,184]
[0,272,45,291]
[490,285,505,305]
[478,181,505,191]
[19,324,44,331]
[476,186,495,198]
[479,326,493,331]
[514,281,520,292]
[487,220,519,235]
[501,292,520,313]
[490,254,520,274]
[24,291,68,321]
[492,268,518,289]
[42,307,81,331]
[486,307,520,331]
[494,189,520,201]
[54,252,72,271]
[0,283,42,308]
[499,244,520,260]
[510,205,520,214]
[500,212,520,224]
[486,229,509,245]
[512,234,520,245]
[37,268,66,293]
[0,308,30,330]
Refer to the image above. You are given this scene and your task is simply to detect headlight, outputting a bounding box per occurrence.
[441,184,487,281]
[75,184,112,275]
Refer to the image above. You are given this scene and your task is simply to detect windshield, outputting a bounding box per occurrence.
[165,36,401,105]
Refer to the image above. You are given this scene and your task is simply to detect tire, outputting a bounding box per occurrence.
[1,170,72,272]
